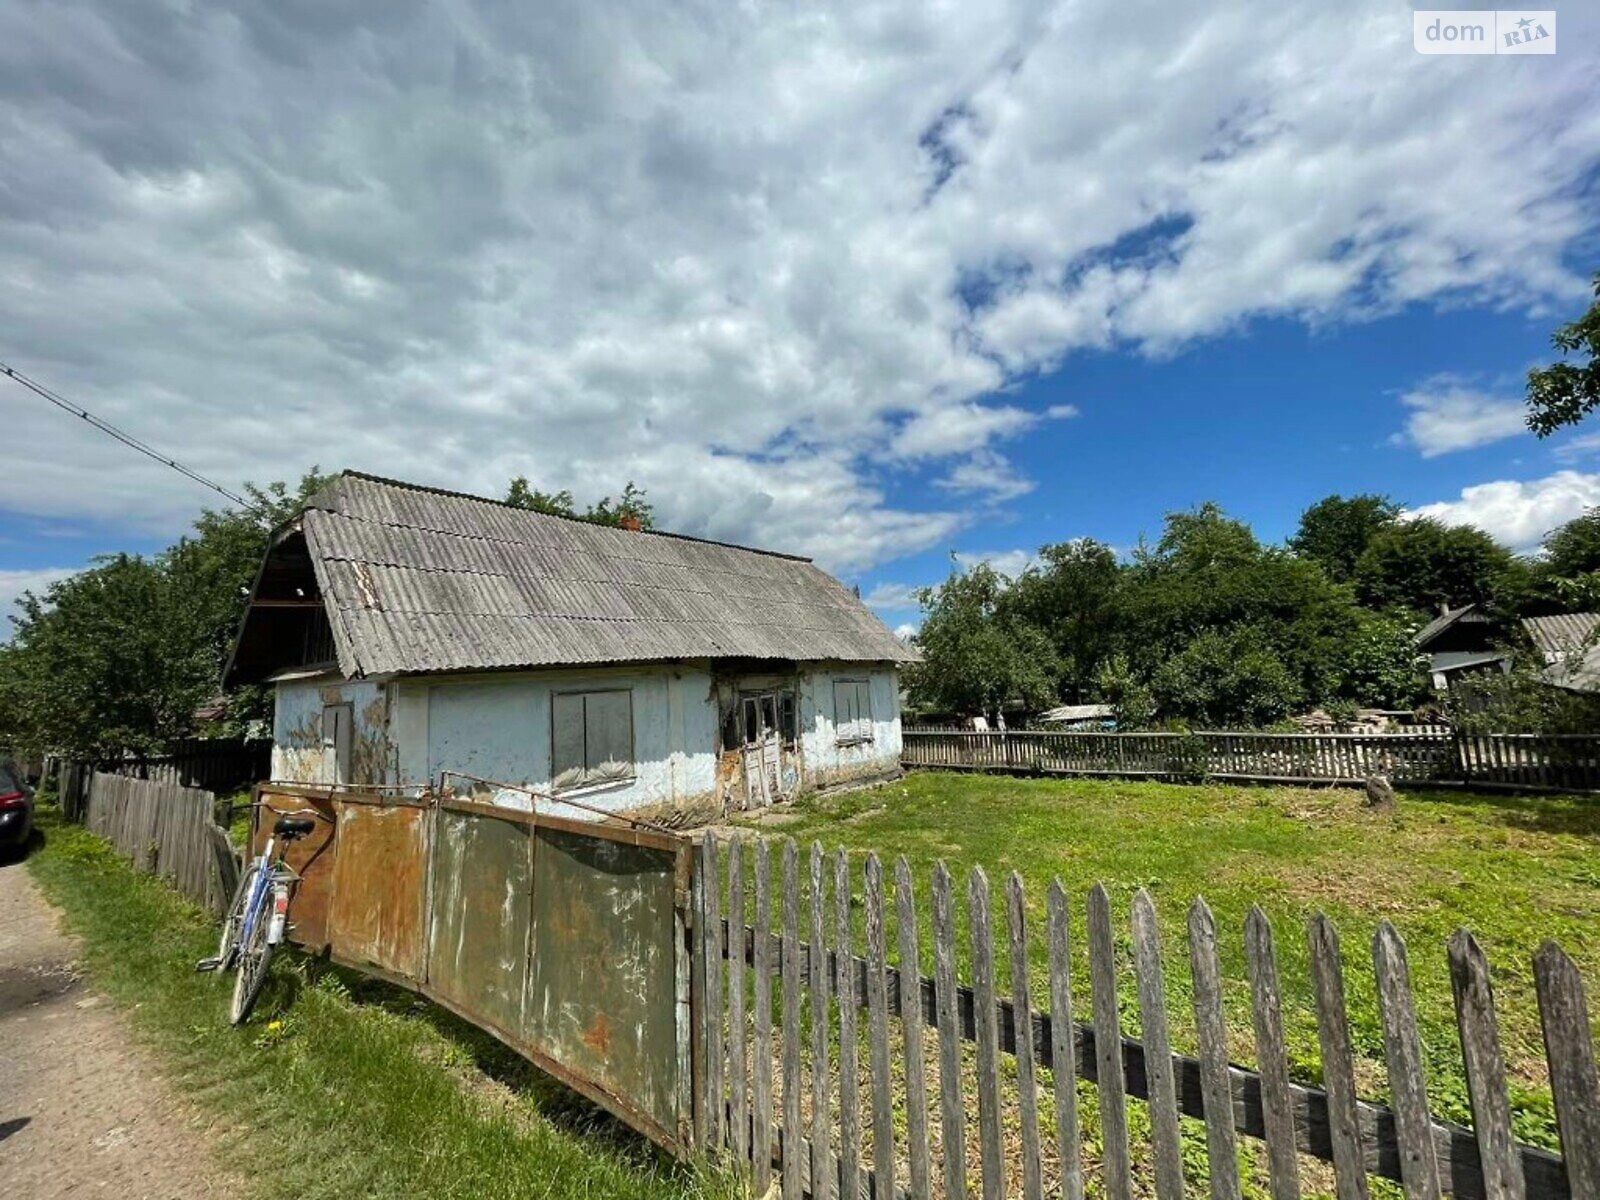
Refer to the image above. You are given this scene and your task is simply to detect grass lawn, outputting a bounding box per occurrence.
[27,810,733,1200]
[737,771,1600,1155]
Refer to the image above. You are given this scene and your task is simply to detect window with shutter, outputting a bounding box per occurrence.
[833,678,873,745]
[550,689,636,791]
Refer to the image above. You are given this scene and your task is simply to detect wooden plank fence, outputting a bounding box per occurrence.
[901,730,1600,793]
[83,773,240,916]
[693,834,1596,1199]
[47,737,271,798]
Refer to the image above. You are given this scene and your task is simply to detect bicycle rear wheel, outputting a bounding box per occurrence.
[229,892,275,1025]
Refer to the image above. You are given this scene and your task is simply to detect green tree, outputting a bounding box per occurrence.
[1148,627,1303,728]
[505,477,655,529]
[1541,507,1600,578]
[1092,652,1152,729]
[904,563,1058,719]
[1289,494,1401,581]
[1000,539,1121,701]
[1525,269,1600,436]
[1353,517,1521,615]
[1332,610,1427,709]
[0,472,332,757]
[1120,503,1364,706]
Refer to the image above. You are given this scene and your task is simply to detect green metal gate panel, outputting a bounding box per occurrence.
[523,818,689,1148]
[427,805,532,1039]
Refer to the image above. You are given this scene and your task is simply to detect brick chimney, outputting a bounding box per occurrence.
[619,514,642,532]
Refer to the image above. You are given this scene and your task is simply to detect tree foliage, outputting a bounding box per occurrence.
[1525,269,1600,437]
[1353,518,1522,615]
[1289,494,1400,581]
[904,495,1575,729]
[902,563,1058,719]
[505,477,655,529]
[0,472,333,758]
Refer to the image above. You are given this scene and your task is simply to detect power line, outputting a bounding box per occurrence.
[0,360,266,515]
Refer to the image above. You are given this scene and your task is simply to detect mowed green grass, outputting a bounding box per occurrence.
[739,772,1600,1151]
[27,812,734,1200]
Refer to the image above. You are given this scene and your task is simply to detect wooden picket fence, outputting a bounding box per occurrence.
[901,729,1600,794]
[84,772,240,916]
[691,835,1599,1200]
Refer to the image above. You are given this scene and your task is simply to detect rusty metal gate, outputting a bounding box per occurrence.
[251,784,694,1152]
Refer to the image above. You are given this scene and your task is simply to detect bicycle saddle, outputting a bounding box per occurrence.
[274,816,317,839]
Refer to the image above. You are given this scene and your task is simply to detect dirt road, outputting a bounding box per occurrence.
[0,851,239,1198]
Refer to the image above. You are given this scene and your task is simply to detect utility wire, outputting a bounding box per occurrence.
[1,359,266,515]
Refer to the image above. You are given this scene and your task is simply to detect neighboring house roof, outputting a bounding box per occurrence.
[1522,612,1600,662]
[1545,643,1600,694]
[231,472,915,682]
[1427,649,1511,675]
[1038,704,1115,724]
[1413,603,1492,649]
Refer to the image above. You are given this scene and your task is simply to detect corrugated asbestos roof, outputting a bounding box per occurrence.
[1522,612,1600,660]
[1413,603,1489,648]
[298,473,915,678]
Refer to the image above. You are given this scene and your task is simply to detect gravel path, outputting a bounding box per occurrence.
[0,851,241,1198]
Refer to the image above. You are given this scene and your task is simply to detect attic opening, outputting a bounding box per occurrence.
[226,527,337,686]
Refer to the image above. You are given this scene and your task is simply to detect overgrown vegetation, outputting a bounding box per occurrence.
[27,810,729,1200]
[905,497,1600,729]
[752,773,1600,1155]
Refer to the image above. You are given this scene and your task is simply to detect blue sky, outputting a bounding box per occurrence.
[2,2,1598,635]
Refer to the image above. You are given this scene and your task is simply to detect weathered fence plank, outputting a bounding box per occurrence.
[865,854,896,1200]
[1008,873,1043,1200]
[1131,889,1184,1200]
[897,858,932,1200]
[1373,922,1443,1200]
[1448,930,1525,1200]
[783,841,803,1200]
[1189,898,1240,1200]
[1245,907,1301,1200]
[1046,880,1082,1200]
[1533,941,1600,1197]
[729,836,749,1165]
[754,841,775,1192]
[835,850,862,1200]
[810,843,832,1199]
[84,774,234,916]
[970,866,1005,1200]
[933,862,967,1200]
[1309,914,1371,1200]
[703,836,725,1149]
[1087,884,1132,1200]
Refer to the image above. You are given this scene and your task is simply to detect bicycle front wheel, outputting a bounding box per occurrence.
[215,863,257,974]
[228,895,275,1026]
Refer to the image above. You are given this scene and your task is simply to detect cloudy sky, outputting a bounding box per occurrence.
[2,0,1598,635]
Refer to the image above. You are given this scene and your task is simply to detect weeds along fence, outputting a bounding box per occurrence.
[83,773,240,916]
[692,834,1598,1200]
[901,729,1600,793]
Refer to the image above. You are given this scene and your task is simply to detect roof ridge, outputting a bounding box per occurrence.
[327,470,815,564]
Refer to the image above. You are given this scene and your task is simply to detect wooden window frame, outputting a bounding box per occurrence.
[550,688,637,793]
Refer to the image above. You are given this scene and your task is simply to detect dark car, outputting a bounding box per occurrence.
[0,759,34,856]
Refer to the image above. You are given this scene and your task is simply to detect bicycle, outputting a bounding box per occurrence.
[197,804,321,1024]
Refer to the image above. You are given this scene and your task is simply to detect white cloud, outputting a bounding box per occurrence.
[1392,376,1529,458]
[935,450,1036,503]
[1554,432,1600,462]
[893,622,919,641]
[953,548,1038,580]
[0,1,1596,577]
[1407,471,1600,551]
[0,567,80,638]
[862,582,923,612]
